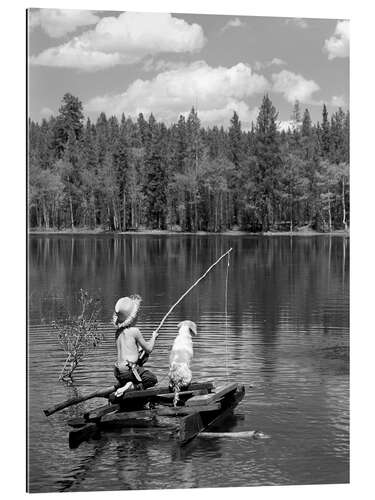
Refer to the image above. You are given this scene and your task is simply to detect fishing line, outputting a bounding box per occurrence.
[224,250,231,382]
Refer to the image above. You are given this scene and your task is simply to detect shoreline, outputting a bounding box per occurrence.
[28,228,350,237]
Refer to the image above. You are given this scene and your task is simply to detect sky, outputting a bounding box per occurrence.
[28,9,349,130]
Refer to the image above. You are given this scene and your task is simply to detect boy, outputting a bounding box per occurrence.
[112,295,158,397]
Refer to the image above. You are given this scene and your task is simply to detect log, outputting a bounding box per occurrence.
[186,383,238,407]
[199,430,258,438]
[44,385,117,417]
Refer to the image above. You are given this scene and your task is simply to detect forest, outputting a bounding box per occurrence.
[28,93,349,233]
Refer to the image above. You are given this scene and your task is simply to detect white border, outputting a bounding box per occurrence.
[1,1,374,499]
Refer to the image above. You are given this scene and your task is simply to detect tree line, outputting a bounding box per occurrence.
[28,93,349,233]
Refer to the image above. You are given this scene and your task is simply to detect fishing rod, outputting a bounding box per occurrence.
[153,247,233,335]
[43,248,233,416]
[138,246,233,366]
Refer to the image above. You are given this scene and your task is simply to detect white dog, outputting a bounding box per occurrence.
[169,320,197,406]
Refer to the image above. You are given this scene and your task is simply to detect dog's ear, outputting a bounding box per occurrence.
[177,320,197,336]
[189,321,197,336]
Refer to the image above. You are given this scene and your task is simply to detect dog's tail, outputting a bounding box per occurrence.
[173,389,179,407]
[173,383,181,407]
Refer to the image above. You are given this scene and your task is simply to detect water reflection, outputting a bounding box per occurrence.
[28,234,349,492]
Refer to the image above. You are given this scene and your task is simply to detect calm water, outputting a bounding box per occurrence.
[28,234,349,492]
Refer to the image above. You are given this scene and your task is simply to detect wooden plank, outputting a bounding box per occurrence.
[154,388,208,403]
[178,385,245,445]
[202,385,245,431]
[100,410,177,430]
[109,381,214,407]
[67,417,87,428]
[69,401,222,427]
[178,412,205,445]
[124,381,213,400]
[84,404,120,421]
[186,383,238,407]
[156,403,221,417]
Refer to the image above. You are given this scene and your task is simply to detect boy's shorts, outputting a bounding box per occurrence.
[114,365,157,389]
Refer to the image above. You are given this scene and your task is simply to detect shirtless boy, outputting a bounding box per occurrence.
[112,295,158,397]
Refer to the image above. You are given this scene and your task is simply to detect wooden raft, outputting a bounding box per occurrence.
[67,381,245,449]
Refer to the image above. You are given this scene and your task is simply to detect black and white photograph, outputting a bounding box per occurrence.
[26,5,350,494]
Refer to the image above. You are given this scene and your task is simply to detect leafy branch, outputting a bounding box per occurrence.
[52,289,102,382]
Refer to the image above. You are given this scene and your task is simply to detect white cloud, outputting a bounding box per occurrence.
[324,20,349,60]
[278,120,299,132]
[285,18,308,29]
[39,107,54,119]
[30,45,124,71]
[197,102,259,129]
[85,61,268,129]
[270,58,286,66]
[272,70,320,104]
[28,8,100,38]
[254,58,286,71]
[221,17,245,32]
[30,12,206,71]
[331,95,346,107]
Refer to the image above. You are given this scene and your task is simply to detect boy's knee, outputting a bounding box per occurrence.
[142,370,157,388]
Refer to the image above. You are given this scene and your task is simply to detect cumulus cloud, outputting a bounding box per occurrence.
[331,95,346,107]
[30,12,206,71]
[28,8,100,38]
[254,58,286,71]
[85,61,268,128]
[221,17,245,32]
[39,107,54,119]
[285,18,308,29]
[272,70,320,104]
[278,120,299,132]
[324,20,349,60]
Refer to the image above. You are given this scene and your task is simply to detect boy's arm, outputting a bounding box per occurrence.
[134,329,158,354]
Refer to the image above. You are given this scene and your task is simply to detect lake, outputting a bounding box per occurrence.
[28,234,349,492]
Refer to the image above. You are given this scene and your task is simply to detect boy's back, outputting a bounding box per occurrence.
[116,327,141,368]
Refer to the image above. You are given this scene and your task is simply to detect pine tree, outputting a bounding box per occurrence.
[254,95,282,231]
[81,118,99,227]
[53,93,84,158]
[301,109,312,137]
[96,112,109,167]
[291,100,302,126]
[143,116,168,229]
[321,104,330,158]
[113,114,130,231]
[228,111,246,227]
[137,113,149,147]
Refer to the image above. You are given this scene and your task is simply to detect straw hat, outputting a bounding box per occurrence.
[113,294,142,329]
